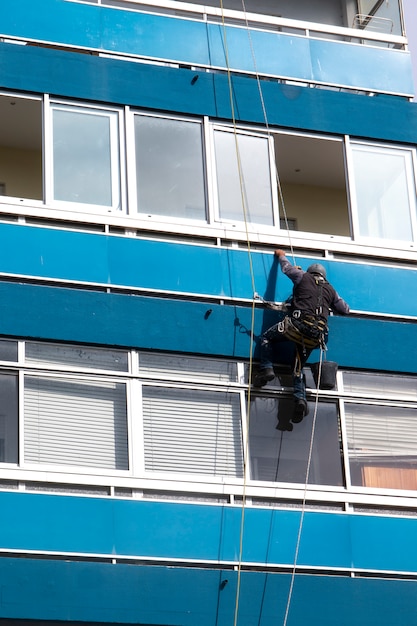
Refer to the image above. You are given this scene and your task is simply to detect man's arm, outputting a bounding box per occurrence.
[332,291,350,315]
[274,249,304,285]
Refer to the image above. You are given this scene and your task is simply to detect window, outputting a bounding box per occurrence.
[134,114,206,220]
[350,143,417,242]
[0,373,18,464]
[0,90,416,252]
[0,337,416,501]
[0,340,130,471]
[274,132,350,237]
[51,104,121,210]
[343,371,417,491]
[213,128,275,226]
[23,342,129,471]
[142,386,243,477]
[249,396,344,485]
[357,0,403,36]
[0,94,43,202]
[24,375,128,470]
[345,403,417,490]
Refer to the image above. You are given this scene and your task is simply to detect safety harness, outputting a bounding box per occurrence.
[277,276,328,376]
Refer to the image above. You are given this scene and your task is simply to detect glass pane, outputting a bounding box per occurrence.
[249,396,343,486]
[358,0,402,36]
[143,386,243,477]
[139,352,238,382]
[0,340,18,362]
[214,131,273,225]
[53,107,118,207]
[352,145,415,241]
[343,371,417,401]
[0,373,18,463]
[135,115,206,220]
[345,403,417,490]
[26,342,128,371]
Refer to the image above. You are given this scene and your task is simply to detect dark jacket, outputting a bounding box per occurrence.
[279,255,350,323]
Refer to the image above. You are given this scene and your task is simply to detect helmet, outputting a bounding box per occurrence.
[307,263,326,279]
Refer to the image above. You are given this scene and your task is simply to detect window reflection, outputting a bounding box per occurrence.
[0,373,18,464]
[214,130,274,225]
[351,145,416,242]
[345,403,417,491]
[52,107,119,207]
[134,115,206,220]
[249,396,343,486]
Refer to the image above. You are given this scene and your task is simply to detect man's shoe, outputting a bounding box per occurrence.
[253,367,275,388]
[292,399,309,424]
[276,419,293,432]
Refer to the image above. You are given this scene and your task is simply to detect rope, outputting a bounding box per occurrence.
[238,0,296,266]
[217,5,322,626]
[231,9,327,626]
[281,347,324,626]
[217,5,260,626]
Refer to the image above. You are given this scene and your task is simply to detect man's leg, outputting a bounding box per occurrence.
[253,323,285,387]
[292,347,311,423]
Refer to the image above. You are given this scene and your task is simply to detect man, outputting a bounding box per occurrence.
[254,249,349,426]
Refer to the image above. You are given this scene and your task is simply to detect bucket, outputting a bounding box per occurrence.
[310,361,338,390]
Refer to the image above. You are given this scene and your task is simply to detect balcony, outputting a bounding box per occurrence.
[1,0,413,96]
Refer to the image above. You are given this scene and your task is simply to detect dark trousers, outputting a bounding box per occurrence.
[259,321,313,401]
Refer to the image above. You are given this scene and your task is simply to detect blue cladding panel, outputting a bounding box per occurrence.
[0,0,413,95]
[0,223,417,318]
[0,42,416,144]
[2,491,417,575]
[1,556,417,625]
[309,37,413,93]
[100,10,211,65]
[207,25,313,81]
[0,280,413,372]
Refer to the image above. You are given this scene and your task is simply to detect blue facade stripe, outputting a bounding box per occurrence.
[0,41,416,144]
[0,223,416,318]
[0,556,416,625]
[0,281,415,372]
[0,492,417,575]
[0,0,413,95]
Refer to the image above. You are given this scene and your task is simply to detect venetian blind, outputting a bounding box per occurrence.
[344,403,417,458]
[143,386,244,477]
[24,375,129,469]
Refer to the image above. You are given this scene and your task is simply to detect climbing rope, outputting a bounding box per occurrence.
[216,4,324,625]
[282,347,324,626]
[216,6,260,626]
[237,0,297,266]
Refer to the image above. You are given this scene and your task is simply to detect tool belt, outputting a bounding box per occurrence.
[278,311,327,349]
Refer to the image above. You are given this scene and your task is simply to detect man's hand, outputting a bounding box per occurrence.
[274,249,286,257]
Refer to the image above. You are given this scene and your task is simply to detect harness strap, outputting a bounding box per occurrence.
[279,315,323,350]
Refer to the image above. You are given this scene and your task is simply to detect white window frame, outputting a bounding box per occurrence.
[140,379,245,484]
[46,99,125,214]
[346,138,417,246]
[209,123,280,231]
[3,337,417,507]
[126,108,208,225]
[21,369,131,476]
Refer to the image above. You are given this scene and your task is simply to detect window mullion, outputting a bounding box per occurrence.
[18,369,25,467]
[344,135,360,241]
[125,105,138,216]
[43,93,53,206]
[129,378,144,477]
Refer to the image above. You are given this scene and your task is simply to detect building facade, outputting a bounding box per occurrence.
[0,0,416,624]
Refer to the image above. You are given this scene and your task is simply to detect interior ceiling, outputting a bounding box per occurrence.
[275,133,347,188]
[0,95,42,151]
